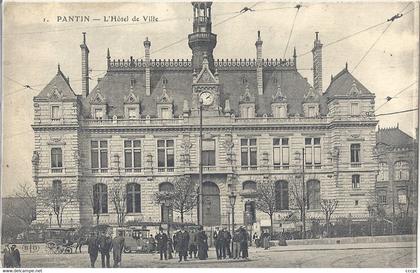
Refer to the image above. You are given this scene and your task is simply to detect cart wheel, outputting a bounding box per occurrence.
[123,247,131,253]
[46,241,56,249]
[64,247,72,254]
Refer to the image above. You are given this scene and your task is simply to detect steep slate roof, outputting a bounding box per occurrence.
[83,67,317,118]
[35,66,77,100]
[323,67,374,99]
[376,126,416,148]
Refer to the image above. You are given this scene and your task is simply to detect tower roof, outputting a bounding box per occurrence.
[34,66,77,101]
[324,66,374,98]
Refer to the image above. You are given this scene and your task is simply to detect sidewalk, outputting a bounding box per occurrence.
[252,241,416,253]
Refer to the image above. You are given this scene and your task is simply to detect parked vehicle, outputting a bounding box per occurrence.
[117,227,154,253]
[44,228,77,254]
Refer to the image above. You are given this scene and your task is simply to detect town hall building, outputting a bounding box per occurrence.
[32,2,378,231]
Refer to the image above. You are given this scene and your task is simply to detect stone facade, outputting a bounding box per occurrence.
[32,2,379,231]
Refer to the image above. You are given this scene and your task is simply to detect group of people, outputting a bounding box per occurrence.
[2,244,21,268]
[154,226,209,262]
[87,231,125,268]
[214,226,250,260]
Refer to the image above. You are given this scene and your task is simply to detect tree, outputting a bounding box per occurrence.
[110,183,128,227]
[320,199,338,237]
[154,176,197,223]
[39,184,78,227]
[254,178,279,235]
[4,184,37,226]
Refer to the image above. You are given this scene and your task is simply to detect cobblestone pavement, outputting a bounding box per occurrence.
[16,242,416,268]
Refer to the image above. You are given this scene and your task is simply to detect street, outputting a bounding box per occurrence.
[16,242,416,268]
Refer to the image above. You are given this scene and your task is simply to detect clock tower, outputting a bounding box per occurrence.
[191,55,221,116]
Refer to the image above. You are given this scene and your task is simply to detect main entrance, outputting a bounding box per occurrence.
[202,181,221,226]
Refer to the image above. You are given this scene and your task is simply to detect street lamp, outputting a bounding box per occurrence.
[49,212,52,228]
[198,99,204,226]
[164,198,173,237]
[294,148,306,239]
[229,191,236,256]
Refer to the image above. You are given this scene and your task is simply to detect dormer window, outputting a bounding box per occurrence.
[308,106,316,117]
[128,107,137,119]
[51,105,61,120]
[160,107,171,119]
[350,102,359,116]
[240,105,255,118]
[94,108,104,120]
[273,104,287,118]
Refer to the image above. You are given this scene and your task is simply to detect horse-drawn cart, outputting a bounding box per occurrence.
[45,228,77,254]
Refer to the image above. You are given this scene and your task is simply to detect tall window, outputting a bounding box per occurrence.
[307,180,320,210]
[160,107,171,119]
[378,162,389,181]
[350,103,359,116]
[275,180,289,210]
[51,148,63,172]
[394,161,410,180]
[93,183,108,214]
[397,189,407,204]
[52,180,62,195]
[159,182,174,222]
[124,140,141,172]
[273,138,289,169]
[378,190,387,204]
[242,181,257,191]
[51,106,60,120]
[126,183,141,213]
[94,108,104,120]
[157,140,174,172]
[350,144,361,167]
[128,108,137,119]
[352,174,360,189]
[241,138,257,170]
[91,140,108,173]
[202,139,216,166]
[305,137,321,168]
[308,106,316,117]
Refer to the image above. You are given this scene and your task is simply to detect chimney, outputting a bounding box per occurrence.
[312,32,323,95]
[144,37,151,96]
[255,31,263,95]
[80,32,90,97]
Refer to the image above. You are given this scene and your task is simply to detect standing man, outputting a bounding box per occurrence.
[167,236,174,259]
[196,226,208,260]
[155,227,168,260]
[112,231,125,268]
[223,228,232,258]
[239,227,249,259]
[10,245,21,267]
[213,227,222,260]
[87,233,99,268]
[188,228,198,259]
[176,226,190,262]
[232,228,241,259]
[99,233,112,268]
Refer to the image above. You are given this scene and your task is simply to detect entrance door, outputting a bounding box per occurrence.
[202,181,221,226]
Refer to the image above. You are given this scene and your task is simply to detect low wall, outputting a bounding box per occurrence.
[284,234,416,245]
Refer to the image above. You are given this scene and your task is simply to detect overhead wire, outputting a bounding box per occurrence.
[375,81,418,112]
[283,5,301,59]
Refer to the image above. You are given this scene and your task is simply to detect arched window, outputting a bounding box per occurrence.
[159,182,174,192]
[126,183,141,213]
[242,180,257,191]
[307,180,320,210]
[394,161,410,181]
[93,183,108,214]
[275,180,289,210]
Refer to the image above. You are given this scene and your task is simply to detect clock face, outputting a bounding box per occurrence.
[199,91,214,106]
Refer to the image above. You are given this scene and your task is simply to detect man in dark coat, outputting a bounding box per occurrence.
[213,227,222,260]
[232,229,241,259]
[176,227,190,262]
[87,233,100,268]
[222,228,232,258]
[155,227,168,260]
[98,234,112,268]
[188,229,198,259]
[239,227,249,259]
[112,232,125,267]
[196,226,208,260]
[3,244,12,268]
[10,245,21,267]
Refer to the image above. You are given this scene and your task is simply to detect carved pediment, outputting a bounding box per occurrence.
[239,84,255,103]
[303,87,320,103]
[90,90,106,105]
[157,84,173,104]
[272,84,287,102]
[194,55,218,84]
[124,90,139,104]
[48,86,63,100]
[348,81,361,96]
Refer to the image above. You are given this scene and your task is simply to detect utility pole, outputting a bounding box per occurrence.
[198,101,203,226]
[302,148,306,239]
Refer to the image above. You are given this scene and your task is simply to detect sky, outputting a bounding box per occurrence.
[2,1,418,196]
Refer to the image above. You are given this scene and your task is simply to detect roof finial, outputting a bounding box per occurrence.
[345,62,348,70]
[257,30,261,41]
[397,123,399,128]
[315,31,319,41]
[82,32,86,44]
[331,74,333,82]
[57,63,61,73]
[107,48,110,59]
